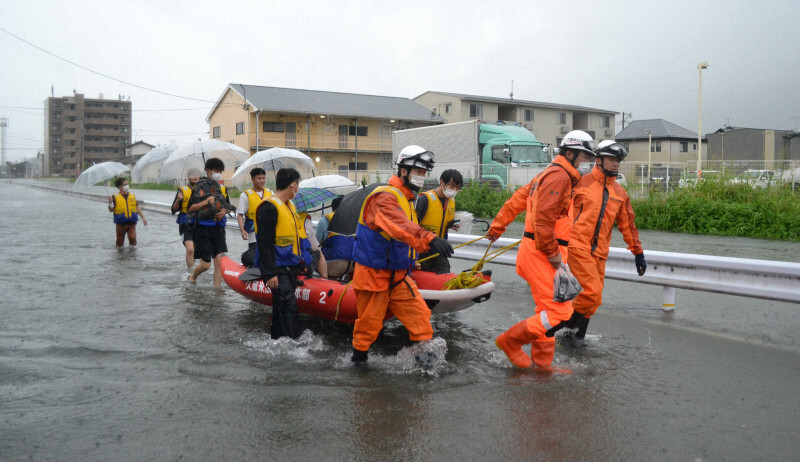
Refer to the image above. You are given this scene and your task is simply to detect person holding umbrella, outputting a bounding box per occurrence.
[187,158,232,285]
[108,177,147,247]
[171,168,203,268]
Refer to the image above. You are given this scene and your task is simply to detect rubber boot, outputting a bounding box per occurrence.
[351,348,368,363]
[495,320,535,368]
[531,340,572,374]
[574,315,590,340]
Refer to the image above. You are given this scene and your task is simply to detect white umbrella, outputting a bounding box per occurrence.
[74,162,130,190]
[230,147,317,188]
[159,139,249,183]
[299,174,356,195]
[130,142,178,184]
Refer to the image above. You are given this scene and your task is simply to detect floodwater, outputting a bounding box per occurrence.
[2,180,799,461]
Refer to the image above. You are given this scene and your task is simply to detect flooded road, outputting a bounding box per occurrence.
[1,181,799,461]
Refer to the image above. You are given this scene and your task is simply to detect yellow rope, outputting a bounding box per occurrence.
[440,239,522,290]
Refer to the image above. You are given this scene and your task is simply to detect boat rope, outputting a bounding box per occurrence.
[334,281,353,321]
[439,238,522,290]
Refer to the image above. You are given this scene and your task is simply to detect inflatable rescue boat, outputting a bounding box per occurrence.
[220,256,495,324]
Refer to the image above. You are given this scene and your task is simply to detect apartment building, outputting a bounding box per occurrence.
[706,126,799,162]
[43,93,132,177]
[206,84,445,172]
[413,91,617,148]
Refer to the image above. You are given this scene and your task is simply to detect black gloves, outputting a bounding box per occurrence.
[635,253,647,276]
[429,237,454,258]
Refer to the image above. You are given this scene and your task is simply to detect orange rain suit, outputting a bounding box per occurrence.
[488,155,582,367]
[351,176,437,352]
[568,167,643,318]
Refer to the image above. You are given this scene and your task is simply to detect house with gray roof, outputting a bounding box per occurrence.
[616,119,705,165]
[413,91,618,149]
[206,84,445,173]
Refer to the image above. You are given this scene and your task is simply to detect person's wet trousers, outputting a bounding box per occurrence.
[270,270,301,339]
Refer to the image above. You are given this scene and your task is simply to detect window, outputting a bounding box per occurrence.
[557,112,567,124]
[680,141,688,152]
[654,141,662,152]
[348,125,368,136]
[263,121,284,132]
[693,143,697,150]
[212,126,221,138]
[601,116,610,128]
[524,109,534,122]
[469,103,483,118]
[444,104,451,115]
[236,122,245,135]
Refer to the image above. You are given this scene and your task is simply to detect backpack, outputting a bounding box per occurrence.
[192,178,236,221]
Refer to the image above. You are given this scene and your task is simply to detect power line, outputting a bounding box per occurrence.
[0,25,215,103]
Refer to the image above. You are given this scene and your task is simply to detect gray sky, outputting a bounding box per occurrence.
[2,0,799,162]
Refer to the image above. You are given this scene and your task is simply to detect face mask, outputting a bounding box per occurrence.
[121,185,130,193]
[443,187,458,199]
[409,174,426,189]
[211,172,222,181]
[577,162,593,176]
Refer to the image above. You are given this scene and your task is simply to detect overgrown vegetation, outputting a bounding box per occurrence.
[455,181,522,222]
[630,179,800,241]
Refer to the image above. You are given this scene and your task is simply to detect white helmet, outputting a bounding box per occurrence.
[559,130,597,156]
[396,145,435,171]
[596,140,628,160]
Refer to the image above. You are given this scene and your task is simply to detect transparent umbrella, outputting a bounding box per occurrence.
[159,139,249,184]
[291,187,339,213]
[74,161,130,192]
[230,148,317,189]
[131,142,178,184]
[299,174,356,196]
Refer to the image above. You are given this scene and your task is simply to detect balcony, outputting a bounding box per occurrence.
[250,133,393,152]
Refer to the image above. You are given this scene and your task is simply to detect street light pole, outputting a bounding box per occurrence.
[697,61,709,179]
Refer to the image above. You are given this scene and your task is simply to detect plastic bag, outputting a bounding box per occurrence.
[553,263,582,302]
[453,211,474,235]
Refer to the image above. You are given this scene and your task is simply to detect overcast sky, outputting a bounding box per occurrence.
[2,0,798,162]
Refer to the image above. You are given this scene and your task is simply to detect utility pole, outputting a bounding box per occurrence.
[0,118,7,175]
[620,112,632,130]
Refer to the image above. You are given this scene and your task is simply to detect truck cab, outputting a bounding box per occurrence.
[479,124,549,187]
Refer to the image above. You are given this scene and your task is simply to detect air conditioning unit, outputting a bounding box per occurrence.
[523,122,533,129]
[560,125,570,134]
[604,129,613,136]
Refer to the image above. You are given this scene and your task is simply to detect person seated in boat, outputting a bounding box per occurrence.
[297,210,328,278]
[255,167,313,340]
[108,177,147,247]
[315,196,342,245]
[415,169,463,274]
[236,168,273,267]
[350,145,454,364]
[171,168,202,268]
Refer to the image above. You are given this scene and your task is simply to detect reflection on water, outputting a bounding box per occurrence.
[2,181,799,461]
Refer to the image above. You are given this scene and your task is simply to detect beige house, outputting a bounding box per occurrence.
[206,84,445,172]
[616,119,705,165]
[413,91,617,148]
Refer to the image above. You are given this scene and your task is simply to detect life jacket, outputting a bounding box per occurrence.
[256,196,313,267]
[175,185,195,225]
[112,193,138,224]
[418,189,455,238]
[194,179,229,227]
[352,185,417,270]
[243,188,272,232]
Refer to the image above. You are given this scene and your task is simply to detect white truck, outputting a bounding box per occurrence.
[392,120,550,188]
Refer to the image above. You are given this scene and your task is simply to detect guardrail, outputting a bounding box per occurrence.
[448,234,800,308]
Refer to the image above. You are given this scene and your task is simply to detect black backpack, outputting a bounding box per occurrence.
[192,178,236,221]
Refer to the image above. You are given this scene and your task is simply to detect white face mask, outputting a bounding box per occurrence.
[409,174,426,189]
[443,187,458,199]
[121,185,130,193]
[577,162,593,176]
[211,172,222,181]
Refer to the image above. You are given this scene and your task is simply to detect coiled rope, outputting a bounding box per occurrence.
[417,236,522,290]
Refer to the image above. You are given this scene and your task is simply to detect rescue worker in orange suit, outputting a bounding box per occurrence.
[350,145,454,363]
[564,140,646,340]
[415,168,463,274]
[255,167,313,339]
[486,130,597,372]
